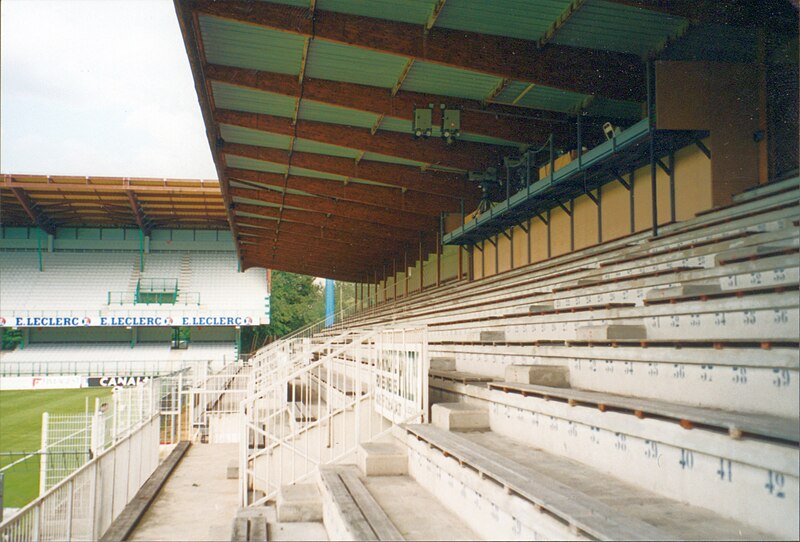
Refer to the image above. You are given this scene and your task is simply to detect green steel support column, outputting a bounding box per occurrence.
[235,327,242,359]
[139,230,145,272]
[37,228,43,272]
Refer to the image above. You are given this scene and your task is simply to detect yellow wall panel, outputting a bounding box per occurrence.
[550,207,571,257]
[601,180,631,241]
[497,233,512,273]
[512,224,529,268]
[674,140,713,220]
[573,195,598,250]
[530,219,548,262]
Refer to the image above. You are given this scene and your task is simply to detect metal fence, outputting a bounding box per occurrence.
[241,327,428,506]
[0,409,160,541]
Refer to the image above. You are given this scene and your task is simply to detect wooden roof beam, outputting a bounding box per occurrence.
[221,142,477,203]
[241,237,397,264]
[233,202,422,241]
[10,186,57,235]
[204,64,574,145]
[238,228,398,259]
[241,255,364,282]
[230,186,436,231]
[227,167,456,215]
[216,109,501,171]
[189,0,644,101]
[125,190,153,236]
[235,215,418,246]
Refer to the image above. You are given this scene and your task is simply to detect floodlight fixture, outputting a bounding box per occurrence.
[413,107,433,139]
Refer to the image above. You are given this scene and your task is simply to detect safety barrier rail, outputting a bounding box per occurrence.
[240,327,428,506]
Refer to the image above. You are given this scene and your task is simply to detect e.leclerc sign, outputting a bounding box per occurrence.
[1,315,255,327]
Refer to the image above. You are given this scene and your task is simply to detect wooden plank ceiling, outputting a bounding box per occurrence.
[173,0,703,281]
[1,174,227,234]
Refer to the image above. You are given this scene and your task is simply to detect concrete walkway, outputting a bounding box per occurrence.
[130,443,239,541]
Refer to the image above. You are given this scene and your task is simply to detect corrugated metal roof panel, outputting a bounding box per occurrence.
[211,82,296,117]
[401,61,503,101]
[225,155,287,175]
[220,124,292,150]
[317,0,434,25]
[434,0,571,40]
[361,152,426,168]
[305,40,409,89]
[297,100,380,129]
[257,0,435,24]
[289,165,348,181]
[494,81,585,113]
[199,15,304,74]
[230,179,312,197]
[552,0,687,56]
[292,139,361,159]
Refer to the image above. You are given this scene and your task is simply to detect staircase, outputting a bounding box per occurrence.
[240,326,428,507]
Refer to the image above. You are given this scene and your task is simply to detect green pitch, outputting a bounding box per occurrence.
[0,388,112,508]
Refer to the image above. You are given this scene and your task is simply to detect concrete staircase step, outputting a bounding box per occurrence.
[479,330,505,342]
[357,442,407,477]
[505,364,570,387]
[276,483,323,522]
[431,402,489,431]
[644,282,722,302]
[429,356,456,371]
[575,324,646,341]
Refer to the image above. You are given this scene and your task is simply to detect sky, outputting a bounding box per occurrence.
[1,0,218,179]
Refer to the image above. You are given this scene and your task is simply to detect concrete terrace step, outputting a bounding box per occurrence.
[487,382,799,443]
[402,424,776,540]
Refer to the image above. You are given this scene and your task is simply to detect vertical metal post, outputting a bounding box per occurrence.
[39,412,49,495]
[549,135,555,182]
[577,109,583,168]
[466,245,474,282]
[436,233,441,287]
[37,228,43,272]
[647,59,658,237]
[0,472,4,522]
[569,199,575,252]
[139,230,145,272]
[597,185,603,244]
[669,152,676,223]
[546,209,552,259]
[404,250,409,297]
[418,239,424,292]
[629,169,635,233]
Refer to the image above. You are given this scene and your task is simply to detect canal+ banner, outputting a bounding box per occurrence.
[0,315,256,328]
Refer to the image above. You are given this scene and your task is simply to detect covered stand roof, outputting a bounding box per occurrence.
[0,174,227,234]
[174,0,762,281]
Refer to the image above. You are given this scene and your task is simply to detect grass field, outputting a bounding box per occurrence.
[0,388,112,508]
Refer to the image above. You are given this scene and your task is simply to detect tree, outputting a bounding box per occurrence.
[241,271,324,354]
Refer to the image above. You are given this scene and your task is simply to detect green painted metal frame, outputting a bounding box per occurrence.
[442,118,709,246]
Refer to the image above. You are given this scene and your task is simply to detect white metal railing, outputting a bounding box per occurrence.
[186,363,250,443]
[0,411,160,542]
[240,327,428,506]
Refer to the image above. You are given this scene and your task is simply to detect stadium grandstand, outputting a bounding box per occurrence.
[0,174,269,379]
[1,0,798,541]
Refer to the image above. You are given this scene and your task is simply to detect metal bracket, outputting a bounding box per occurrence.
[534,211,549,226]
[517,221,530,234]
[614,172,631,191]
[500,230,512,241]
[585,189,599,206]
[656,158,672,176]
[486,236,497,248]
[473,242,483,252]
[556,200,572,216]
[695,139,711,159]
